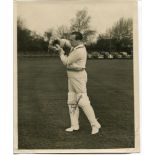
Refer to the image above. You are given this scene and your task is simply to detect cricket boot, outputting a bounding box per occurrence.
[91,121,101,134]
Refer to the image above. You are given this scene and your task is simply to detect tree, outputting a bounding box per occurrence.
[70,8,96,43]
[96,34,111,52]
[17,17,32,53]
[17,17,48,54]
[44,28,54,42]
[110,18,133,40]
[17,17,25,30]
[109,18,133,52]
[56,25,70,39]
[94,18,133,53]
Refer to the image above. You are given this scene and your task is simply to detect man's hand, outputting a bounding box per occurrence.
[55,44,65,55]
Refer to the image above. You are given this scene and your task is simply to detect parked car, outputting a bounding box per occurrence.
[98,54,104,59]
[104,52,110,59]
[87,53,92,59]
[120,52,128,58]
[100,51,107,55]
[126,54,133,59]
[91,52,100,59]
[112,52,122,59]
[108,54,114,59]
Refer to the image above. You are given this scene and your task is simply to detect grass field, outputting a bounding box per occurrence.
[18,57,134,149]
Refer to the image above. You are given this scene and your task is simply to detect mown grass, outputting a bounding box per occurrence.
[18,57,134,149]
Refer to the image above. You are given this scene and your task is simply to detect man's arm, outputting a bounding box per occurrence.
[59,48,82,66]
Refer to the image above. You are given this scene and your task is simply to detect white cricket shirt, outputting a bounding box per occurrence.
[60,44,87,79]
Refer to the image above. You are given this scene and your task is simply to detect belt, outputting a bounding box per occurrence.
[67,68,85,72]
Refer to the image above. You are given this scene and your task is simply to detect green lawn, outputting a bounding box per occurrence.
[18,57,134,149]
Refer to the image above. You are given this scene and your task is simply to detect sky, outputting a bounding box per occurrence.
[16,0,137,36]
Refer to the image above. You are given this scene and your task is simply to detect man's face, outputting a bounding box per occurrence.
[70,34,78,47]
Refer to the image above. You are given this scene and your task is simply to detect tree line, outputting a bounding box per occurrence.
[17,9,133,55]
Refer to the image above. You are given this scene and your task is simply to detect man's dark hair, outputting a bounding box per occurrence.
[71,31,83,40]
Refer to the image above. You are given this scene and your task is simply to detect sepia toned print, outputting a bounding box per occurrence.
[14,0,139,153]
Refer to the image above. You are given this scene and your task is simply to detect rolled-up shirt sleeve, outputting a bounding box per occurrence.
[60,49,82,66]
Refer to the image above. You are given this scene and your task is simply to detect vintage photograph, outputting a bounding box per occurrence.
[14,0,139,153]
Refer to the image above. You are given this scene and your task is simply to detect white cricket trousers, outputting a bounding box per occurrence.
[67,74,99,128]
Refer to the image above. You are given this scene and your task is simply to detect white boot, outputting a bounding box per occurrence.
[91,122,101,134]
[65,126,79,132]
